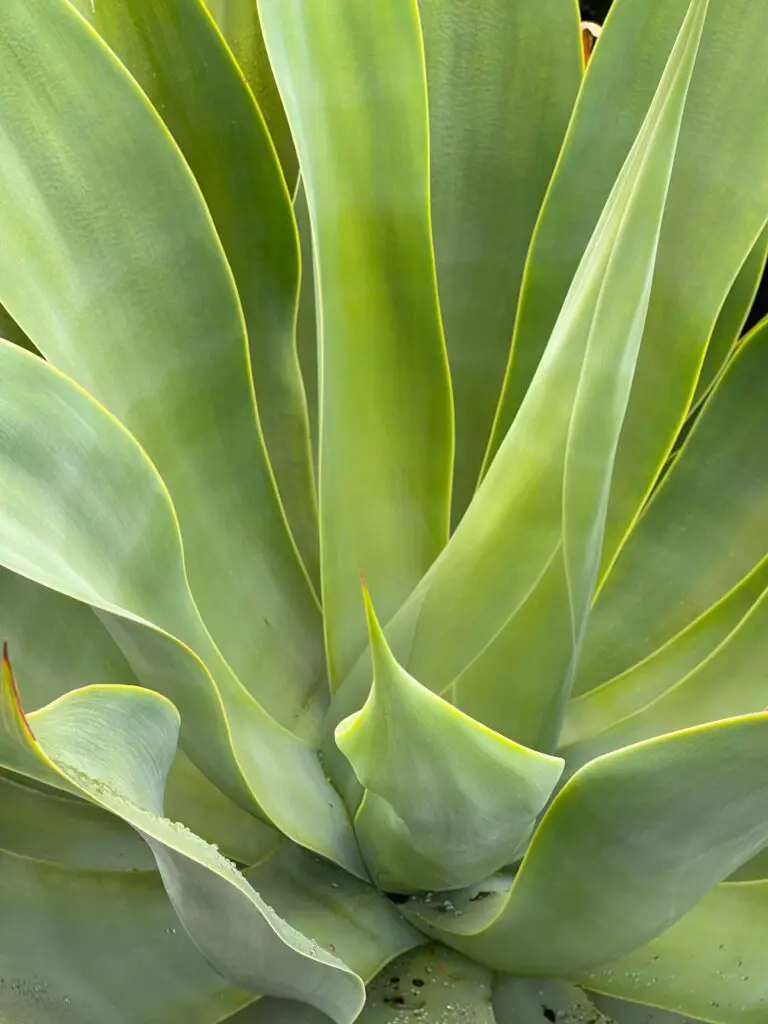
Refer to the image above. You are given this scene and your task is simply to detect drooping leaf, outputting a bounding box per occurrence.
[403,715,768,977]
[485,0,768,585]
[0,850,254,1024]
[575,322,768,697]
[325,0,707,782]
[75,0,318,586]
[581,882,768,1024]
[0,0,324,720]
[0,667,365,1023]
[203,0,298,185]
[0,341,362,874]
[334,588,563,892]
[419,0,582,522]
[258,0,454,687]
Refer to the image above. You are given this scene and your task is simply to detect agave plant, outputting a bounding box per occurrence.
[0,0,766,1020]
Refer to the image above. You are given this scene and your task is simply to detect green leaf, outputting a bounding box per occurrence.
[575,322,768,697]
[402,715,768,976]
[593,997,707,1024]
[0,850,254,1024]
[492,977,613,1024]
[258,0,454,687]
[334,588,563,892]
[0,770,154,871]
[0,567,281,865]
[486,0,768,583]
[0,304,37,354]
[418,0,582,522]
[203,0,298,185]
[294,178,319,471]
[561,558,768,751]
[562,586,768,775]
[581,882,768,1024]
[75,0,318,588]
[693,223,768,405]
[0,341,362,875]
[326,0,707,777]
[0,668,365,1023]
[0,0,324,723]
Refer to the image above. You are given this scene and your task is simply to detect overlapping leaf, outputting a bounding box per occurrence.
[0,0,324,725]
[0,658,364,1023]
[402,715,768,977]
[258,0,454,688]
[335,589,563,892]
[0,340,362,874]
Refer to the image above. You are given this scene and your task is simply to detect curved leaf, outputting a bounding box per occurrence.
[575,322,768,697]
[203,0,298,185]
[75,0,318,586]
[258,0,454,687]
[0,0,324,723]
[403,715,768,976]
[0,669,365,1024]
[693,223,768,404]
[0,771,154,871]
[326,0,707,781]
[419,0,582,521]
[486,0,768,584]
[581,882,768,1024]
[0,341,362,874]
[563,586,768,774]
[492,978,613,1024]
[335,588,563,892]
[0,850,253,1024]
[561,558,768,750]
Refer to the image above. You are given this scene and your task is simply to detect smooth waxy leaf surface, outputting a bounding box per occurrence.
[693,224,768,404]
[0,850,254,1024]
[74,0,318,586]
[0,341,362,874]
[420,0,582,521]
[0,0,324,724]
[258,0,454,688]
[486,0,768,581]
[203,0,298,184]
[575,323,768,697]
[561,558,768,751]
[582,883,768,1024]
[335,590,563,892]
[403,715,768,976]
[0,666,365,1024]
[326,0,707,783]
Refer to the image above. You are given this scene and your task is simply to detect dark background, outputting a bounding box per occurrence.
[579,0,768,331]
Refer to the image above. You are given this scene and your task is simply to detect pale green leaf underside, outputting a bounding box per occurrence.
[335,589,563,893]
[0,670,365,1024]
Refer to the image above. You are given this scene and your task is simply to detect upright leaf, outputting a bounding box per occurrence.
[0,0,324,718]
[575,324,768,696]
[485,0,768,583]
[258,0,454,687]
[326,0,707,778]
[203,0,298,185]
[419,0,582,522]
[335,589,563,892]
[74,0,319,586]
